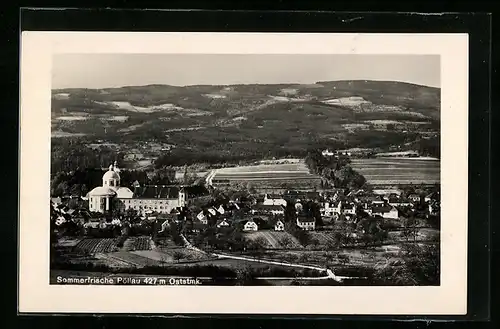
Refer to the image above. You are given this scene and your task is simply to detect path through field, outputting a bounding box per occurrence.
[180,234,363,282]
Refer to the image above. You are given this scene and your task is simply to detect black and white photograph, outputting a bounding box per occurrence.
[48,53,441,286]
[19,32,468,314]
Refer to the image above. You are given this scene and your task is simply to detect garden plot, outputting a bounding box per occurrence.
[122,236,152,251]
[74,238,120,254]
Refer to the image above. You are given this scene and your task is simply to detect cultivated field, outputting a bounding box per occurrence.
[244,231,302,249]
[309,232,340,246]
[218,163,308,173]
[350,158,440,185]
[122,236,152,251]
[74,238,120,254]
[212,160,321,186]
[131,236,152,250]
[92,247,212,268]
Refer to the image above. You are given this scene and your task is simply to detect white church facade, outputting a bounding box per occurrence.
[85,162,187,215]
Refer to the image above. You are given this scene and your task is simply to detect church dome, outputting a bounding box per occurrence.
[103,170,120,181]
[102,162,121,184]
[88,186,117,197]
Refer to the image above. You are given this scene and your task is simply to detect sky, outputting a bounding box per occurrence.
[52,54,440,89]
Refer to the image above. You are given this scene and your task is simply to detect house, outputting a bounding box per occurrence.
[384,193,400,201]
[243,220,259,232]
[342,203,357,216]
[251,204,285,216]
[216,204,226,215]
[190,221,206,233]
[216,219,231,228]
[253,194,265,204]
[84,220,101,229]
[370,205,399,219]
[322,149,335,157]
[331,190,346,201]
[111,218,122,226]
[388,197,412,207]
[284,190,308,203]
[68,208,91,220]
[227,201,241,211]
[320,201,342,217]
[274,219,285,231]
[428,202,440,216]
[56,204,69,214]
[408,194,422,203]
[425,192,440,203]
[373,189,402,196]
[296,215,316,230]
[55,216,66,226]
[355,195,385,208]
[65,208,76,216]
[51,197,62,206]
[263,194,287,207]
[196,210,206,221]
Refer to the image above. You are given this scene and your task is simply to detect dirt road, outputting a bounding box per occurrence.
[180,234,364,282]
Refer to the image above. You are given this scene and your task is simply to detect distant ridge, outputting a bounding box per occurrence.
[315,80,440,90]
[51,78,440,167]
[52,79,440,92]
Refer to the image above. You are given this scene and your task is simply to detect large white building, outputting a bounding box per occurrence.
[263,194,287,207]
[86,162,187,215]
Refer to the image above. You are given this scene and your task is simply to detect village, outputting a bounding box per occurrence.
[51,184,440,235]
[51,152,441,257]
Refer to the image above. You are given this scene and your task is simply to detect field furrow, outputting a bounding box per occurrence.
[350,158,440,185]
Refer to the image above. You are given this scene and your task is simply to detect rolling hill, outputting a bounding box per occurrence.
[51,80,440,167]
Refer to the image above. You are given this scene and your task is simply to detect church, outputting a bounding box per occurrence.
[85,162,187,215]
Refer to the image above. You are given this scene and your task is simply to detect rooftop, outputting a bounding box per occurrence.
[297,216,315,223]
[357,195,383,202]
[343,203,356,210]
[88,186,117,197]
[253,204,285,211]
[133,185,182,199]
[371,205,396,213]
[265,193,283,199]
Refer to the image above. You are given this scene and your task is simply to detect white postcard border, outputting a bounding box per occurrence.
[19,32,468,315]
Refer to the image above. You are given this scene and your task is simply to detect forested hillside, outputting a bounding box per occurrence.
[51,80,440,172]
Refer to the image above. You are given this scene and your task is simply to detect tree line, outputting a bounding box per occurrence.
[304,150,367,189]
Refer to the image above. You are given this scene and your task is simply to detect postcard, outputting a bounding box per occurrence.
[19,32,468,315]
